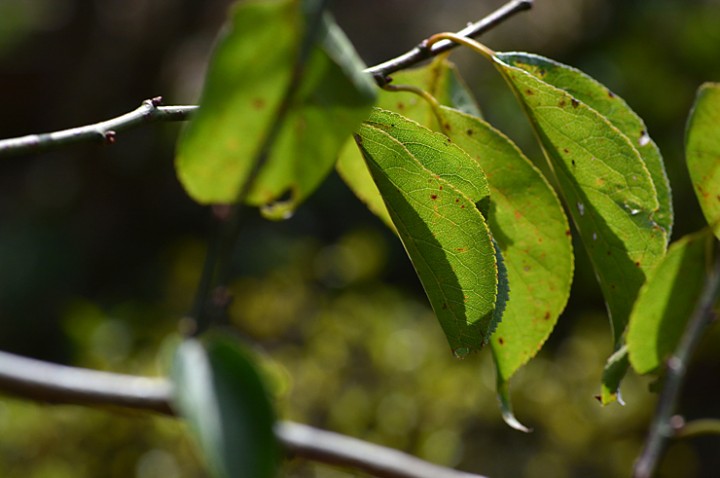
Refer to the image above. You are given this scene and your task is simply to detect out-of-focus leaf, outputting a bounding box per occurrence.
[171,336,278,478]
[176,0,376,219]
[493,52,667,353]
[500,53,673,237]
[687,82,720,240]
[627,230,713,374]
[433,106,573,427]
[337,56,478,228]
[355,116,499,354]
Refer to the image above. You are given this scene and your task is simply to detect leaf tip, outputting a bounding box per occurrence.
[497,381,532,433]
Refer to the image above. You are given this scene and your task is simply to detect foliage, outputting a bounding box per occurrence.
[1,1,720,477]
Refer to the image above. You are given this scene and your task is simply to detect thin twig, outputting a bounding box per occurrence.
[366,0,532,82]
[0,98,196,158]
[0,350,487,478]
[633,252,720,478]
[0,0,532,158]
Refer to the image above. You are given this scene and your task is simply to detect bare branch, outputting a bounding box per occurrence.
[366,0,532,82]
[0,350,488,478]
[0,98,196,158]
[633,251,720,478]
[0,0,531,158]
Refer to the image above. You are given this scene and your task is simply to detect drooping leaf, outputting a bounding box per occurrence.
[600,346,629,405]
[337,56,479,228]
[433,106,573,423]
[627,230,714,374]
[493,53,667,353]
[171,336,278,478]
[686,82,720,240]
[176,0,376,219]
[499,53,673,237]
[355,117,499,353]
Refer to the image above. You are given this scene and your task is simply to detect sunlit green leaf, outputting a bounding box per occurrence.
[627,230,713,374]
[432,106,573,422]
[493,53,667,352]
[600,346,629,405]
[176,0,376,219]
[171,336,278,478]
[337,56,478,228]
[687,82,720,239]
[499,53,673,237]
[355,115,499,353]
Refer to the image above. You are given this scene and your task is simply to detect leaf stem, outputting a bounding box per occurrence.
[0,350,487,478]
[425,33,497,63]
[674,418,720,438]
[633,248,720,478]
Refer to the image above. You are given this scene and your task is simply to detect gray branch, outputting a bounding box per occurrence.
[0,350,487,478]
[0,0,532,158]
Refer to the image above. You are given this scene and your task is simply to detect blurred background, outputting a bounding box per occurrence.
[1,0,720,477]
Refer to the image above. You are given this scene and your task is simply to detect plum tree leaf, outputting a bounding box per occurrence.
[493,53,667,348]
[434,106,573,426]
[687,82,720,239]
[337,56,479,228]
[499,53,673,237]
[627,230,714,375]
[491,52,670,404]
[171,336,278,478]
[176,0,376,219]
[355,115,500,353]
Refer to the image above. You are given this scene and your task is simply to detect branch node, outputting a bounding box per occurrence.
[103,130,117,144]
[150,96,164,106]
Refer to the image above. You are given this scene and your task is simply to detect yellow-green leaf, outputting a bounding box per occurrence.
[355,118,499,353]
[337,56,478,228]
[433,106,573,425]
[687,82,720,239]
[493,52,667,350]
[627,230,714,375]
[176,0,376,219]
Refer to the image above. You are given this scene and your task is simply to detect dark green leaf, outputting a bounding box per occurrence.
[686,82,720,239]
[337,56,478,228]
[355,116,499,353]
[171,336,279,478]
[433,106,573,423]
[176,0,376,219]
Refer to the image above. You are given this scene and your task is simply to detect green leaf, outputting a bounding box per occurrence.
[627,230,713,375]
[432,106,573,411]
[493,52,668,349]
[355,115,499,353]
[171,336,279,478]
[600,345,630,405]
[687,82,720,240]
[176,0,376,219]
[337,56,479,228]
[499,53,673,237]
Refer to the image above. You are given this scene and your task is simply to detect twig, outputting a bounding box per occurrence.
[0,350,487,478]
[0,0,532,158]
[633,252,720,478]
[0,98,196,158]
[366,0,532,82]
[674,417,720,438]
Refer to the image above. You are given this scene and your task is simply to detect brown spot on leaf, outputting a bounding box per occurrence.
[444,122,452,131]
[571,159,576,166]
[439,186,443,191]
[565,229,572,236]
[525,89,534,95]
[430,194,438,200]
[608,90,615,98]
[442,303,448,310]
[544,311,551,320]
[456,247,466,252]
[563,148,569,153]
[571,98,579,108]
[635,261,641,267]
[466,129,474,136]
[252,98,266,109]
[455,198,460,203]
[514,210,522,219]
[559,100,566,107]
[397,101,405,110]
[498,337,505,345]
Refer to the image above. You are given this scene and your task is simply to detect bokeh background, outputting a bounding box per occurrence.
[1,0,720,477]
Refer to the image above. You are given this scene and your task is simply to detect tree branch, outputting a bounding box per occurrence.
[366,0,532,82]
[633,251,720,478]
[0,98,196,158]
[0,0,532,158]
[0,350,487,478]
